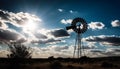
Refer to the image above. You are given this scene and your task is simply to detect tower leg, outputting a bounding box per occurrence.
[73,35,77,58]
[78,34,82,58]
[73,33,83,58]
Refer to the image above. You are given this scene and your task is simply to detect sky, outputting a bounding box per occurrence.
[0,0,120,58]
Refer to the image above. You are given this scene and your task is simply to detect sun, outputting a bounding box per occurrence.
[23,20,37,32]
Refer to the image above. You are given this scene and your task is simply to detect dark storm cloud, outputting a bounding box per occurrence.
[0,29,19,40]
[113,49,120,52]
[54,46,69,52]
[31,29,70,44]
[31,38,61,44]
[34,33,47,39]
[85,35,120,46]
[100,48,120,56]
[90,49,104,53]
[16,38,27,43]
[89,49,120,57]
[50,29,69,37]
[0,10,10,20]
[0,29,26,43]
[82,46,95,49]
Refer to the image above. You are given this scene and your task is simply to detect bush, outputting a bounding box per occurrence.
[48,56,54,63]
[7,43,32,69]
[7,43,32,59]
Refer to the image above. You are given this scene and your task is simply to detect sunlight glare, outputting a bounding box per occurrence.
[23,20,37,32]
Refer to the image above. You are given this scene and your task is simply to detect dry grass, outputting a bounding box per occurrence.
[0,57,120,69]
[18,62,119,69]
[0,62,119,69]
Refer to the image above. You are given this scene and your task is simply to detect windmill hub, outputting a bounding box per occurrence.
[66,18,87,34]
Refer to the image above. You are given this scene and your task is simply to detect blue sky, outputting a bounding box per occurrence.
[0,0,120,58]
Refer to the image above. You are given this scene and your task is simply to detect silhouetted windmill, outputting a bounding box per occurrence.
[66,17,87,58]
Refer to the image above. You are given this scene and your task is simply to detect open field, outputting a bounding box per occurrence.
[0,56,120,69]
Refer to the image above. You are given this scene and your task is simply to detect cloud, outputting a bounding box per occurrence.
[0,45,118,58]
[88,22,105,30]
[31,45,120,58]
[0,9,41,28]
[31,45,73,58]
[31,38,61,44]
[0,29,19,40]
[0,10,10,20]
[86,49,107,57]
[86,48,120,57]
[0,44,119,58]
[106,48,120,56]
[90,49,104,53]
[69,10,77,13]
[54,46,69,52]
[111,20,120,27]
[35,29,70,39]
[30,28,70,44]
[84,43,97,49]
[0,9,43,43]
[30,29,70,44]
[61,19,72,24]
[0,21,8,29]
[89,48,120,57]
[49,29,70,38]
[58,9,77,14]
[82,35,120,57]
[16,38,27,43]
[61,19,105,30]
[58,9,63,12]
[34,33,47,39]
[0,50,10,57]
[85,35,120,46]
[0,29,26,43]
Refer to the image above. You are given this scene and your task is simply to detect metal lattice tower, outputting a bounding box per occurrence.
[66,17,87,58]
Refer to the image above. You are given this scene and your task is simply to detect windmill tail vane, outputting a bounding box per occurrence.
[66,26,75,30]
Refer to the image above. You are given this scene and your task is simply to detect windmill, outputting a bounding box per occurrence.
[66,17,87,58]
